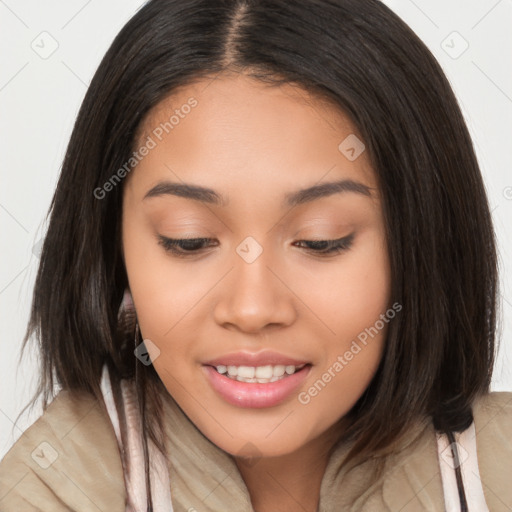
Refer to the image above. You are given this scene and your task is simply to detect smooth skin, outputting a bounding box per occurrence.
[122,72,391,512]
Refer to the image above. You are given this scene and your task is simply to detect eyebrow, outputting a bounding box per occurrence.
[143,178,373,207]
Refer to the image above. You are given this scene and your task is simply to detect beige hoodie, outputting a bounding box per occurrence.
[1,382,511,512]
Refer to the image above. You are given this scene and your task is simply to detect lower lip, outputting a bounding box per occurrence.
[202,364,312,408]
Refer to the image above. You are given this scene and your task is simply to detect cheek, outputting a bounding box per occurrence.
[298,332,385,429]
[293,230,391,342]
[122,219,204,333]
[297,244,390,419]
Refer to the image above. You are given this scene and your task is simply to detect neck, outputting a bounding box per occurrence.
[234,423,342,512]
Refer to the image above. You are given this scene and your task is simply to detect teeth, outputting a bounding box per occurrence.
[255,365,273,379]
[215,364,306,382]
[238,366,255,378]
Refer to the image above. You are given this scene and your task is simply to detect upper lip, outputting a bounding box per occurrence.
[203,350,311,367]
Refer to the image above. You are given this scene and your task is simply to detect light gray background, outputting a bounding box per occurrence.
[1,0,511,460]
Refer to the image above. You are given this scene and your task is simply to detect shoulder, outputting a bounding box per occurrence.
[472,390,512,440]
[472,391,512,510]
[0,389,126,511]
[472,390,512,418]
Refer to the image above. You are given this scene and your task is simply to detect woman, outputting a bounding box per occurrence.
[1,0,511,511]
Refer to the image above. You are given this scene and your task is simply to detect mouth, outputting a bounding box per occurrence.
[202,363,313,408]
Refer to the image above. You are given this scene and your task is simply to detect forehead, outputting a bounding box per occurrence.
[128,73,376,199]
[138,72,353,136]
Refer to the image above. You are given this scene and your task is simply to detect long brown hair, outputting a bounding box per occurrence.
[16,0,499,508]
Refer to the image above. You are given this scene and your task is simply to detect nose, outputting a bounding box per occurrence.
[212,242,297,334]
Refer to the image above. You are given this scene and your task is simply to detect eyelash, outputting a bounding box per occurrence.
[157,233,355,258]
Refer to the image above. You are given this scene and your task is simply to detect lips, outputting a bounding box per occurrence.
[202,349,310,367]
[202,363,312,408]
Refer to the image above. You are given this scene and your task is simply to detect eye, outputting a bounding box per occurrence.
[293,233,355,256]
[157,236,218,257]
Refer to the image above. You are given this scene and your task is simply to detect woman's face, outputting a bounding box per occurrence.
[122,73,391,459]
